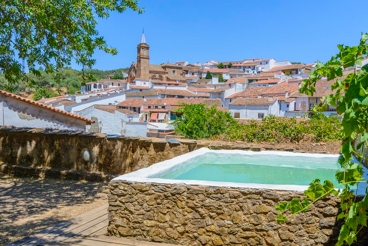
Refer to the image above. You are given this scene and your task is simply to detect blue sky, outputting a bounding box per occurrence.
[88,0,368,70]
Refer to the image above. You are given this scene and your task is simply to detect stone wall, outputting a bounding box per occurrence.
[107,181,368,246]
[0,126,341,181]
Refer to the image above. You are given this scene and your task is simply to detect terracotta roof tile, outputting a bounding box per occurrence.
[115,108,138,115]
[129,85,151,89]
[230,97,276,106]
[94,105,116,113]
[126,90,158,97]
[0,90,94,124]
[155,89,210,98]
[250,79,281,84]
[290,79,335,97]
[227,82,299,99]
[202,68,229,73]
[267,64,306,72]
[224,77,248,84]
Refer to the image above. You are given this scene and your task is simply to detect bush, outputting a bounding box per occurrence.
[173,104,236,139]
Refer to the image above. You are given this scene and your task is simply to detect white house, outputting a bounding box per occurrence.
[74,105,143,136]
[82,79,126,93]
[229,97,279,119]
[0,90,93,130]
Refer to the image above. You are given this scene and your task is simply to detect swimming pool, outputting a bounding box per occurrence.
[113,148,344,191]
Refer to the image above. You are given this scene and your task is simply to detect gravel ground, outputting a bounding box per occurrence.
[0,176,108,246]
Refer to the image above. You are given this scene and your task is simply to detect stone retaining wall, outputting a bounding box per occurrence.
[107,181,368,246]
[0,126,339,181]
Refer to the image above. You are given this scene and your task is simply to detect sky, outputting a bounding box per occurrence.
[85,0,368,70]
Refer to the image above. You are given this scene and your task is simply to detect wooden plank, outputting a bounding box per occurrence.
[61,237,129,246]
[22,204,108,245]
[89,224,108,236]
[63,218,108,240]
[88,235,180,246]
[51,213,108,243]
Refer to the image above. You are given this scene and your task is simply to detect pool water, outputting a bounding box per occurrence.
[159,152,343,187]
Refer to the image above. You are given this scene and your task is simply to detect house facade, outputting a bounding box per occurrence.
[0,90,93,131]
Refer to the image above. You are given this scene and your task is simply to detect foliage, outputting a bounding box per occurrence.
[174,106,340,143]
[112,71,124,80]
[222,114,341,143]
[0,0,142,86]
[173,104,237,139]
[218,74,224,82]
[205,71,212,79]
[228,62,233,68]
[32,87,58,101]
[0,67,127,96]
[275,33,368,246]
[217,63,224,69]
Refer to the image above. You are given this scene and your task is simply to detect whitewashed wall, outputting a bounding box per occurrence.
[0,96,87,130]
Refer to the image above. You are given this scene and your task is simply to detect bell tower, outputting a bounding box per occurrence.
[136,31,150,81]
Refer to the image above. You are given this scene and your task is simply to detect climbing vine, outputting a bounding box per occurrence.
[275,34,368,245]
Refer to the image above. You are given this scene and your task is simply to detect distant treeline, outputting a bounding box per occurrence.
[0,67,128,100]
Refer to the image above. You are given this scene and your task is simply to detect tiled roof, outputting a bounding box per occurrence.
[117,98,223,108]
[202,68,229,73]
[230,97,276,106]
[224,77,248,84]
[155,89,210,97]
[267,64,306,72]
[250,79,280,85]
[228,69,245,74]
[188,87,214,93]
[94,105,116,113]
[149,64,165,72]
[0,90,94,124]
[129,85,151,90]
[115,108,138,115]
[290,79,335,97]
[227,87,266,99]
[126,90,158,97]
[117,99,145,108]
[210,87,231,93]
[227,82,299,99]
[166,74,187,81]
[151,80,183,85]
[259,72,277,77]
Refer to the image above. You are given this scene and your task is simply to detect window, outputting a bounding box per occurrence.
[162,106,165,109]
[234,112,240,118]
[258,113,264,119]
[172,70,176,75]
[148,106,151,109]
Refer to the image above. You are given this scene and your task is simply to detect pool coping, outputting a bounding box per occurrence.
[112,148,340,192]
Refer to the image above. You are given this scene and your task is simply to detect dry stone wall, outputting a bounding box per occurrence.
[0,126,339,181]
[108,181,368,246]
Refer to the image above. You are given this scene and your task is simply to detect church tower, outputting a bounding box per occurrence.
[135,32,150,81]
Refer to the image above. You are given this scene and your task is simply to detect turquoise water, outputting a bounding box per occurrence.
[159,153,342,187]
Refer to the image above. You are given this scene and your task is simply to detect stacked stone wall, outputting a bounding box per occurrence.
[0,127,339,181]
[108,181,368,246]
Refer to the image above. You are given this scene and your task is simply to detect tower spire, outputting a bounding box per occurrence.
[140,29,146,44]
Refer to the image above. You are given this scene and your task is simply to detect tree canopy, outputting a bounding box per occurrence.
[205,71,212,79]
[276,33,368,246]
[217,62,224,69]
[0,0,143,86]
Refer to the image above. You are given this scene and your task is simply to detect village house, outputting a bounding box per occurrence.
[74,104,145,136]
[0,90,93,130]
[229,97,279,119]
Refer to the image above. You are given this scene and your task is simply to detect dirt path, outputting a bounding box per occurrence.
[0,177,108,246]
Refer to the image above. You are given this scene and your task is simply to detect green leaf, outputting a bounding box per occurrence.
[275,202,288,211]
[276,214,287,224]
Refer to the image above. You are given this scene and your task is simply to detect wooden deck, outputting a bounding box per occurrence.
[9,204,177,246]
